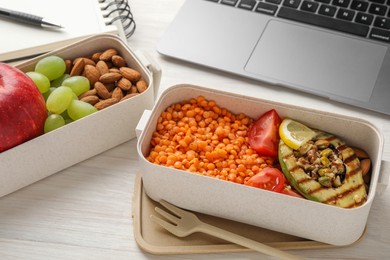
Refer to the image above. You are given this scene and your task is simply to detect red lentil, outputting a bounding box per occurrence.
[146,96,276,184]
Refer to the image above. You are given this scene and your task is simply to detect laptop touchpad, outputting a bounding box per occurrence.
[245,20,387,102]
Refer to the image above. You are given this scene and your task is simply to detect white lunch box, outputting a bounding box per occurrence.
[136,84,389,246]
[0,34,160,198]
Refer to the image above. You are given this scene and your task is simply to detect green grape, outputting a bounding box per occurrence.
[61,110,74,124]
[60,110,71,120]
[42,87,56,101]
[46,86,73,114]
[71,92,78,100]
[62,76,90,96]
[51,73,70,88]
[26,71,50,93]
[67,100,98,121]
[64,118,74,125]
[44,114,65,133]
[35,55,66,81]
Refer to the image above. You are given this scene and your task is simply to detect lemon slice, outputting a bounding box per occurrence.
[279,118,316,150]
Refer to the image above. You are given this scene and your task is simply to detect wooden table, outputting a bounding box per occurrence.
[1,0,389,259]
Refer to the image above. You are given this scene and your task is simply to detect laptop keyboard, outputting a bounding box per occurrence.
[206,0,390,43]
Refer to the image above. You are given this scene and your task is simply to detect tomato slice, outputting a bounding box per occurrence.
[248,109,281,157]
[245,168,285,192]
[281,187,304,198]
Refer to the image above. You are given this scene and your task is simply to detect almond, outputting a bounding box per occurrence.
[361,159,371,177]
[121,92,139,101]
[104,83,116,92]
[99,48,118,61]
[112,55,126,67]
[96,60,109,75]
[99,72,122,83]
[109,68,121,74]
[112,87,124,101]
[117,77,132,91]
[72,57,82,65]
[84,65,101,86]
[120,67,141,82]
[136,79,148,93]
[70,58,85,76]
[94,98,118,110]
[91,52,102,63]
[105,61,114,68]
[81,57,96,66]
[128,86,138,94]
[78,89,97,99]
[80,95,100,105]
[94,81,112,99]
[65,59,72,74]
[72,57,95,66]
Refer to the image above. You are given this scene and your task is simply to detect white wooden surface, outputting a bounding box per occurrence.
[1,0,389,259]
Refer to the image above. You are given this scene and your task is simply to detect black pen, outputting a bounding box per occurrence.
[0,7,62,29]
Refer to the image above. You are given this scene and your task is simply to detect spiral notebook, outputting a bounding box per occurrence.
[0,0,136,62]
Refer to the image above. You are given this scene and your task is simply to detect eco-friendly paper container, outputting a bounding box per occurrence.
[137,84,389,246]
[0,34,160,198]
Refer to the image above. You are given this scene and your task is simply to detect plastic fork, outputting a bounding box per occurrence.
[150,200,303,260]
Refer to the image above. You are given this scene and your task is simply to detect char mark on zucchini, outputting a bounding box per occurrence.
[278,130,368,208]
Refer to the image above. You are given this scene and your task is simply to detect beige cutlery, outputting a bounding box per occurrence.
[151,200,303,260]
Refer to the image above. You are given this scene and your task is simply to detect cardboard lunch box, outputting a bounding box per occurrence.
[0,34,160,198]
[136,84,390,246]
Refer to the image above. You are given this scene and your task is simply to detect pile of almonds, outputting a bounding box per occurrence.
[65,48,147,110]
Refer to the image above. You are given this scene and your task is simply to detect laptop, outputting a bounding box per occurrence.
[157,0,390,115]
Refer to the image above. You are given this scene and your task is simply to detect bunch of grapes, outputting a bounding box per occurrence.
[26,56,97,133]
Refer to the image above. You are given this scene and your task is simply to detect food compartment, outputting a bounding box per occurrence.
[137,84,384,246]
[0,34,159,197]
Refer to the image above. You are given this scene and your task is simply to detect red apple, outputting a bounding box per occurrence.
[0,63,48,153]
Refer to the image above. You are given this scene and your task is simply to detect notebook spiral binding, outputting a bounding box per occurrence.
[99,0,136,39]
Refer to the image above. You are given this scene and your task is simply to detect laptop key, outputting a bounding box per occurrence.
[374,16,390,29]
[266,0,283,4]
[368,3,387,15]
[350,0,369,11]
[221,0,239,6]
[355,12,374,25]
[282,0,302,8]
[318,4,337,16]
[301,0,320,12]
[332,0,350,7]
[336,8,355,20]
[370,27,390,41]
[369,0,386,4]
[277,7,370,36]
[315,0,331,4]
[238,0,257,10]
[255,2,279,15]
